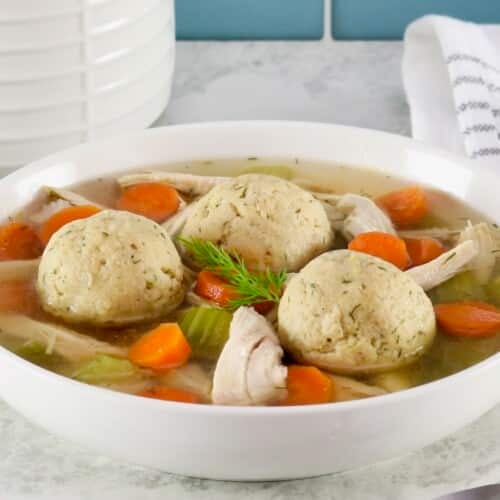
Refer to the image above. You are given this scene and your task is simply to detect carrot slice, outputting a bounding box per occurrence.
[377,186,428,227]
[195,270,238,307]
[39,205,101,245]
[116,182,180,223]
[138,386,200,404]
[404,237,446,267]
[0,280,38,315]
[195,270,274,313]
[434,301,500,337]
[348,231,410,270]
[281,365,334,406]
[0,222,43,260]
[128,323,191,370]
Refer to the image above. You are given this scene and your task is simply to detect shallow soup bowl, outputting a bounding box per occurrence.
[0,121,499,480]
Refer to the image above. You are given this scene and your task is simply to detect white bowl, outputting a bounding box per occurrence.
[0,0,171,75]
[0,82,170,168]
[0,23,173,108]
[0,0,79,20]
[0,0,174,167]
[0,49,174,135]
[0,122,498,480]
[0,0,162,50]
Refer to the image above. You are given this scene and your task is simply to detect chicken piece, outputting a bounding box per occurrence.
[457,222,498,284]
[118,171,229,197]
[212,307,287,406]
[405,240,478,291]
[159,362,213,402]
[162,201,198,238]
[329,374,387,401]
[0,313,127,362]
[397,227,461,242]
[315,193,396,240]
[30,186,104,225]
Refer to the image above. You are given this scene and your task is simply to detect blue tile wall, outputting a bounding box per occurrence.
[332,0,500,40]
[175,0,324,40]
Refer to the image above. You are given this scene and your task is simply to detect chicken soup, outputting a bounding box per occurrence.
[0,160,498,406]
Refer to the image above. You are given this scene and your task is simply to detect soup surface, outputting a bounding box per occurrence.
[0,158,498,406]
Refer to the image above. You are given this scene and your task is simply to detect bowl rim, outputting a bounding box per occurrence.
[1,120,498,417]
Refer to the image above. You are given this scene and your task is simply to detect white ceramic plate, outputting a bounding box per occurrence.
[0,122,498,480]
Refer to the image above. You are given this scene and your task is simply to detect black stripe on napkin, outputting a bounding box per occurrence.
[446,53,500,75]
[452,76,500,93]
[470,147,500,158]
[457,101,490,113]
[462,124,497,135]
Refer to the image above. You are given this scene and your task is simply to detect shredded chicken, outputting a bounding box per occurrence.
[212,307,287,405]
[30,199,72,225]
[405,240,478,291]
[397,227,461,242]
[29,186,104,225]
[0,259,39,281]
[44,186,104,208]
[162,201,198,237]
[457,222,498,284]
[0,313,127,362]
[330,375,387,401]
[106,378,155,395]
[118,172,229,197]
[314,193,396,239]
[160,362,213,402]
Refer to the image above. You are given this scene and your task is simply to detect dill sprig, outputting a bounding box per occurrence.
[178,237,287,310]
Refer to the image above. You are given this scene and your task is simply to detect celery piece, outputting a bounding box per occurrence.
[179,307,232,360]
[242,165,293,180]
[73,355,137,384]
[428,271,487,304]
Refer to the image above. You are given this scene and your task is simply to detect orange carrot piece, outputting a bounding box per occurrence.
[348,231,410,270]
[128,323,191,370]
[377,186,428,227]
[138,386,200,404]
[39,205,101,245]
[195,270,238,307]
[0,280,38,315]
[116,182,180,223]
[404,237,446,267]
[195,270,273,312]
[0,222,43,260]
[434,301,500,337]
[281,365,334,406]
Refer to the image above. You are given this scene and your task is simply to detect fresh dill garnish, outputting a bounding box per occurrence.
[178,237,287,310]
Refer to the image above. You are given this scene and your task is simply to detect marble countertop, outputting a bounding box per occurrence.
[1,40,499,500]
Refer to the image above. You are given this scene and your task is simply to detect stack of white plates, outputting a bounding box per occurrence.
[0,0,175,169]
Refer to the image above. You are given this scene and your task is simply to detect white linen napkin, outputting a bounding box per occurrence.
[403,15,500,167]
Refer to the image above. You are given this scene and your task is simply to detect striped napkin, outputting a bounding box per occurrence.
[403,15,500,167]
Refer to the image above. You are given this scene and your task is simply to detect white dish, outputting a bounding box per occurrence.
[0,50,174,135]
[0,82,170,168]
[0,0,162,50]
[0,122,498,480]
[0,0,174,167]
[0,24,173,108]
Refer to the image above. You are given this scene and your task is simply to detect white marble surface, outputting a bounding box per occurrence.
[1,41,499,500]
